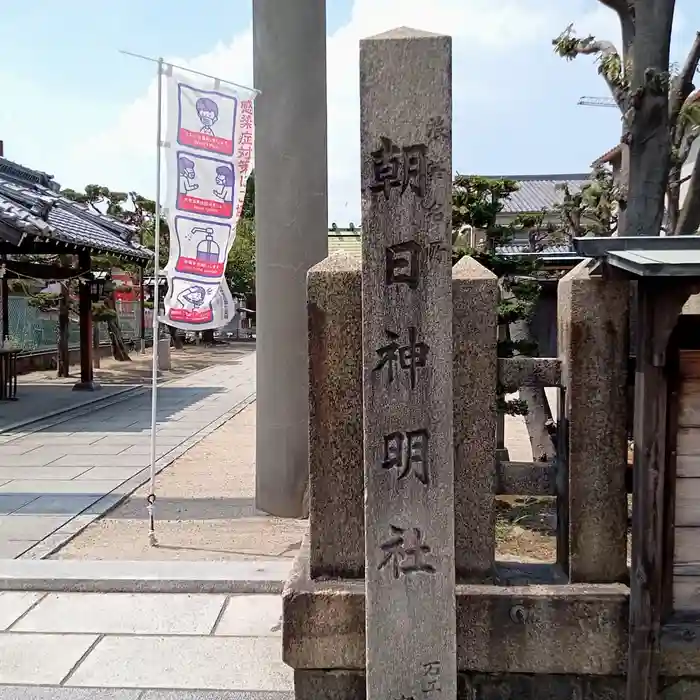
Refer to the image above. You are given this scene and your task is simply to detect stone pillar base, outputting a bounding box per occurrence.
[495,447,510,462]
[72,380,101,392]
[294,670,365,700]
[293,670,636,700]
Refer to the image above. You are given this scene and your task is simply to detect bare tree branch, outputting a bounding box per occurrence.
[677,154,700,234]
[553,28,628,109]
[670,32,700,129]
[667,163,682,234]
[679,125,700,165]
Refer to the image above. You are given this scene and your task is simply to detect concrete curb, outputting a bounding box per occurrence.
[0,557,293,594]
[16,391,257,562]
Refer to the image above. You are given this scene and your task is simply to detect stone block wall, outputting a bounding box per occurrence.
[286,254,700,697]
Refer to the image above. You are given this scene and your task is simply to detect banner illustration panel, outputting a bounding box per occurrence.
[176,151,235,219]
[165,277,219,326]
[173,215,231,279]
[163,66,256,331]
[177,84,237,156]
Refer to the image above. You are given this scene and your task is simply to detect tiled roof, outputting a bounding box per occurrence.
[0,157,59,192]
[592,145,622,166]
[496,243,582,258]
[491,174,591,213]
[0,194,53,236]
[0,159,152,261]
[327,230,582,263]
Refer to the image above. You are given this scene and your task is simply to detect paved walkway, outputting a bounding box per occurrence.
[0,351,256,559]
[0,383,138,435]
[0,345,248,434]
[0,589,293,698]
[54,401,307,563]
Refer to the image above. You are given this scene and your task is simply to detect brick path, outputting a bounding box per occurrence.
[0,351,255,559]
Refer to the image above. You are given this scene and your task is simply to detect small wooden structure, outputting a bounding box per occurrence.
[0,158,152,391]
[575,235,700,700]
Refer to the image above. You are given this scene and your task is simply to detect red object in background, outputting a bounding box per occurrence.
[112,270,139,302]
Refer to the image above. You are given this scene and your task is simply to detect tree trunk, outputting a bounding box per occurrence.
[168,325,184,349]
[508,318,557,462]
[616,143,630,236]
[624,0,675,237]
[677,156,700,235]
[56,282,70,378]
[667,161,683,234]
[104,295,131,362]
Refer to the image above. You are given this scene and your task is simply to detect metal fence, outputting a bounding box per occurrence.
[1,296,153,352]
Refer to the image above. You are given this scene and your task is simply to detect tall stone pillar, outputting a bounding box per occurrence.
[252,0,329,517]
[361,27,456,700]
[558,259,629,582]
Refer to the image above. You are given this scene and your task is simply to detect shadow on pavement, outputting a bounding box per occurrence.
[0,342,255,432]
[108,497,264,520]
[30,385,226,434]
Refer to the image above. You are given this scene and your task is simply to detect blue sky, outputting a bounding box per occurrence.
[1,0,698,223]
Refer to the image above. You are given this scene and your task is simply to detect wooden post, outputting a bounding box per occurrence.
[92,322,101,369]
[361,27,456,700]
[73,252,99,392]
[626,280,689,700]
[0,253,8,342]
[139,264,146,353]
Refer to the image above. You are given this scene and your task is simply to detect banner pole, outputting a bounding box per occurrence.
[147,57,165,547]
[118,49,260,95]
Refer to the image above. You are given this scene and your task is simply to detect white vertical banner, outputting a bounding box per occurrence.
[162,67,256,330]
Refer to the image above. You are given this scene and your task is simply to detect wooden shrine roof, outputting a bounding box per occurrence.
[574,236,700,278]
[0,159,152,262]
[606,249,700,277]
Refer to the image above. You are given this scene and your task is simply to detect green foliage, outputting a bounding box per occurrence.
[241,170,255,220]
[27,291,62,313]
[91,301,117,322]
[225,174,257,299]
[552,16,700,236]
[451,175,556,416]
[552,25,628,94]
[451,174,543,331]
[7,278,35,294]
[226,218,255,298]
[451,174,519,240]
[553,167,618,236]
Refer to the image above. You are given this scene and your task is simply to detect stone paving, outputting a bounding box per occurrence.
[54,402,307,563]
[0,382,139,435]
[0,351,256,559]
[0,345,250,434]
[0,590,293,698]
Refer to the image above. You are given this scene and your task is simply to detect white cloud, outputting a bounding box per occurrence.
[64,0,620,222]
